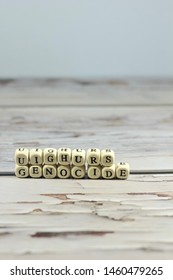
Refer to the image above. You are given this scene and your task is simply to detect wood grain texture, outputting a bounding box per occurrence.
[0,78,173,106]
[0,79,173,259]
[0,175,173,260]
[1,106,173,172]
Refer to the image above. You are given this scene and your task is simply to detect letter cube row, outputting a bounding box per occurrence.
[15,148,129,179]
[15,163,130,180]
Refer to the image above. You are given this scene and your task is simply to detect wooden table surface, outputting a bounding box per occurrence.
[0,78,173,259]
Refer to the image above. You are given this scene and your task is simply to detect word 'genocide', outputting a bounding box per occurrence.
[15,148,130,179]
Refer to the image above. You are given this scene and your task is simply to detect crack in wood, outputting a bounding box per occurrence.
[94,212,135,222]
[41,194,70,200]
[0,232,11,236]
[40,193,86,201]
[31,230,114,238]
[15,208,67,215]
[139,247,163,252]
[17,201,42,204]
[128,192,173,198]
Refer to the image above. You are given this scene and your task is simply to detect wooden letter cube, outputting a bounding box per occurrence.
[43,148,57,165]
[101,149,115,166]
[71,165,85,179]
[29,165,42,178]
[43,165,57,179]
[86,148,100,165]
[72,149,86,166]
[58,147,71,165]
[102,164,116,179]
[57,165,71,179]
[15,165,29,178]
[15,148,29,165]
[29,148,43,165]
[87,165,101,179]
[116,162,130,179]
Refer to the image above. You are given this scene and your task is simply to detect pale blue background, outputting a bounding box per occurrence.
[0,0,172,78]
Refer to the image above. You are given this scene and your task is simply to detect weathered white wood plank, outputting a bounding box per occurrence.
[0,78,173,106]
[1,106,173,171]
[0,79,173,260]
[0,175,173,260]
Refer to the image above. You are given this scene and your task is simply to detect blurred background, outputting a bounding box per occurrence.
[0,0,172,78]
